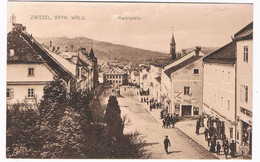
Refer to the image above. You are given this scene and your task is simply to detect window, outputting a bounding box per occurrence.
[7,88,14,99]
[227,71,231,83]
[28,88,34,98]
[227,100,230,111]
[193,69,199,75]
[244,45,248,63]
[214,69,218,80]
[245,85,248,102]
[221,97,223,108]
[194,107,199,115]
[214,94,217,103]
[230,127,233,139]
[221,70,225,81]
[240,85,248,102]
[184,86,190,95]
[28,68,34,76]
[9,49,15,57]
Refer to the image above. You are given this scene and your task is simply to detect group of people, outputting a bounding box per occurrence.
[196,115,237,159]
[162,113,175,128]
[140,97,162,111]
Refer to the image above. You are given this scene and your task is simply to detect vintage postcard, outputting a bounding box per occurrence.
[6,1,253,159]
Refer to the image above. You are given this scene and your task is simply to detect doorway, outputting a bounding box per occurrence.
[182,105,192,117]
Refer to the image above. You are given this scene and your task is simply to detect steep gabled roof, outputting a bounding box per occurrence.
[203,42,236,65]
[8,24,75,81]
[164,55,203,77]
[7,29,45,63]
[234,22,253,41]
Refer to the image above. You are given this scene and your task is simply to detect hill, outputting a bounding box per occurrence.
[35,36,169,64]
[35,36,218,65]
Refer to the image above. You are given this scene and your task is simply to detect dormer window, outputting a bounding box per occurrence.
[28,68,34,76]
[9,49,15,57]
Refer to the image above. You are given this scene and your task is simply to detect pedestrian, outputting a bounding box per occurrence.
[230,140,236,158]
[147,100,149,105]
[163,135,171,154]
[162,118,165,128]
[196,120,200,135]
[208,137,211,147]
[224,141,229,159]
[150,105,152,111]
[204,128,209,141]
[210,140,215,153]
[216,141,221,155]
[198,115,202,127]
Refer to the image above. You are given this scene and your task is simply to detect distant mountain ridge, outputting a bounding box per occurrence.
[35,36,218,64]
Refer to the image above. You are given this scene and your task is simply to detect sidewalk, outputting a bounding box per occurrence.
[132,88,246,160]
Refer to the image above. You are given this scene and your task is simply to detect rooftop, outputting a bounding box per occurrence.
[164,55,203,77]
[234,22,253,41]
[203,42,236,64]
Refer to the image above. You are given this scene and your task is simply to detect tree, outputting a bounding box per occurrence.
[6,103,42,158]
[38,77,68,129]
[41,106,85,158]
[104,95,124,138]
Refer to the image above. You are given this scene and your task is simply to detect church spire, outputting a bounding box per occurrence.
[170,26,176,60]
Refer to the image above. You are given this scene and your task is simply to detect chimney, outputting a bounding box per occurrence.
[71,45,74,52]
[195,46,201,55]
[22,26,26,32]
[52,46,56,52]
[56,47,60,53]
[182,49,186,55]
[50,41,52,49]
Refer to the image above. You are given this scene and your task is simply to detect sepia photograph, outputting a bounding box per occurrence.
[5,1,254,160]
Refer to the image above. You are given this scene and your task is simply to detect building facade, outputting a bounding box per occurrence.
[103,67,128,85]
[7,23,99,106]
[164,47,206,116]
[235,22,253,155]
[203,42,237,141]
[7,23,75,105]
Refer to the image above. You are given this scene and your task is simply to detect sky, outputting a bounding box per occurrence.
[7,2,253,53]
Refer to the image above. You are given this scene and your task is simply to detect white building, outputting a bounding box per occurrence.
[235,22,253,155]
[164,47,206,116]
[203,42,237,141]
[7,23,75,105]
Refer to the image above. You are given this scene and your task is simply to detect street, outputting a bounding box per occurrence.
[100,86,217,159]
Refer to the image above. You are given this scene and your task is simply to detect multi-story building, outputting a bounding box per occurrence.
[7,23,75,105]
[235,22,253,155]
[203,42,237,141]
[103,67,128,85]
[7,23,98,105]
[202,22,253,155]
[164,47,206,116]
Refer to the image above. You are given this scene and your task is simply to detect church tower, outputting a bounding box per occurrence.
[170,32,176,60]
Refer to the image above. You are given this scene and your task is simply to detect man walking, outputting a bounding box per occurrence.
[196,120,200,135]
[164,135,171,154]
[204,128,209,141]
[216,141,221,155]
[230,140,236,158]
[223,141,229,159]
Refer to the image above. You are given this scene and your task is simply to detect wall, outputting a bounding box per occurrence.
[170,58,204,116]
[236,39,253,149]
[7,63,55,104]
[7,63,55,82]
[203,63,236,122]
